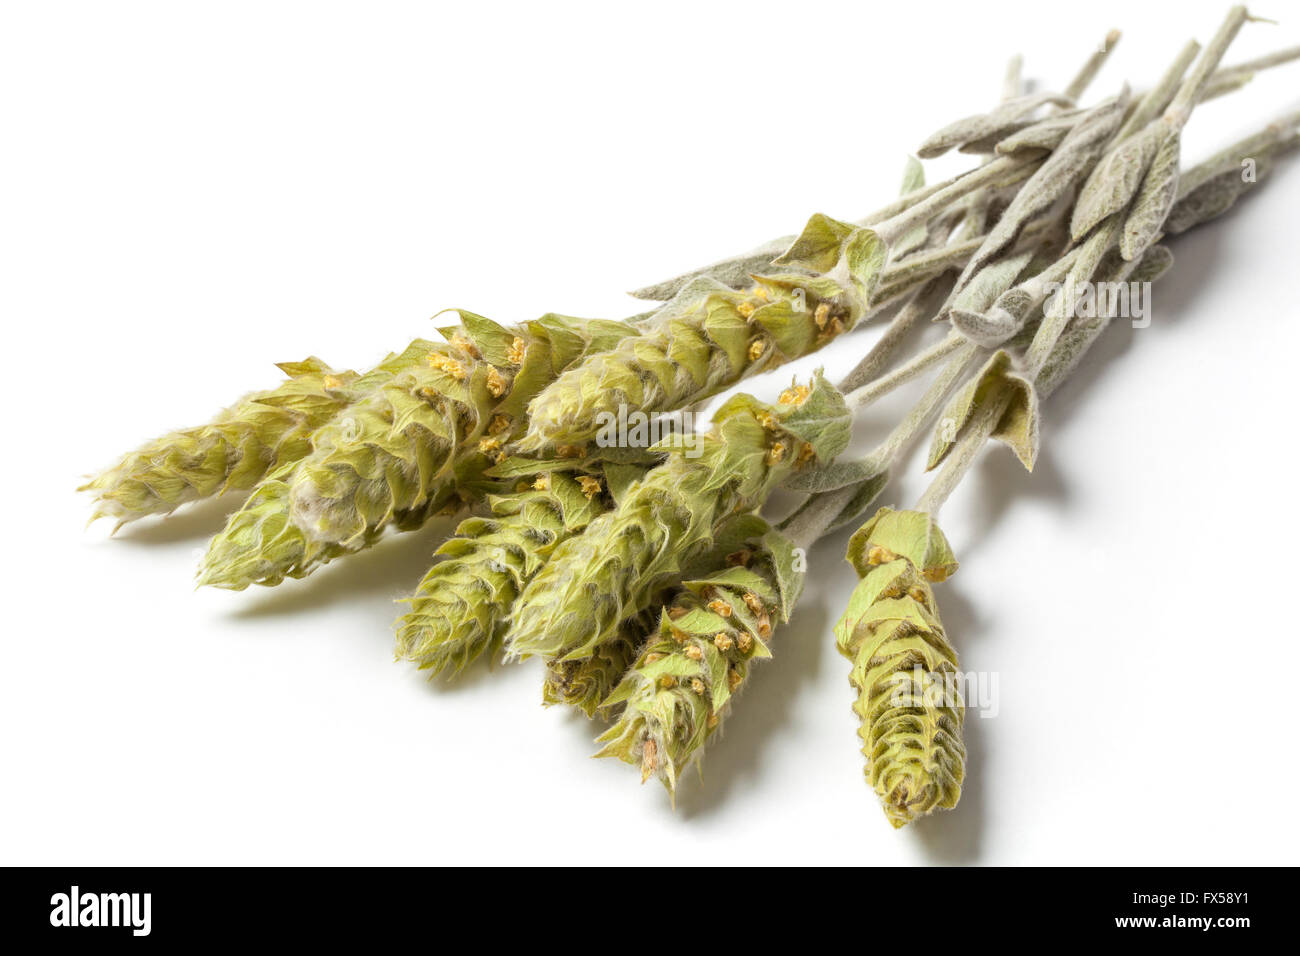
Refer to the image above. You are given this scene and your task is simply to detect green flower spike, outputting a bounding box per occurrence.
[834,507,965,828]
[542,614,649,717]
[82,358,360,528]
[289,312,632,546]
[396,470,612,677]
[542,511,781,716]
[522,216,885,450]
[191,340,451,588]
[285,334,493,546]
[195,460,382,589]
[595,522,801,793]
[198,314,633,589]
[506,370,851,664]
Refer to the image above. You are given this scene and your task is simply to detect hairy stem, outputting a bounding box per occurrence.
[1165,6,1251,126]
[845,331,966,411]
[840,273,958,393]
[1118,40,1199,140]
[785,345,981,549]
[915,386,1012,515]
[875,155,1040,246]
[1022,218,1118,378]
[1064,29,1122,101]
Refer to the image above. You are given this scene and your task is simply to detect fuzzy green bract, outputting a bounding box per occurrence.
[195,460,388,588]
[287,337,489,546]
[835,507,965,828]
[521,216,884,451]
[83,358,361,527]
[927,349,1039,472]
[198,314,634,589]
[288,314,634,545]
[595,521,800,793]
[542,615,649,717]
[506,371,851,663]
[396,470,614,677]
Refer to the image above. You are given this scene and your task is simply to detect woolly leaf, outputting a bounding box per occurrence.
[1121,130,1182,260]
[773,212,856,273]
[1071,122,1169,241]
[446,309,518,367]
[846,508,958,583]
[927,350,1038,472]
[917,91,1074,158]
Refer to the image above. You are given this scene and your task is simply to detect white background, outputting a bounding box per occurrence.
[3,0,1298,865]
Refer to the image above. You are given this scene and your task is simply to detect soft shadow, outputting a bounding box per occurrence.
[1046,221,1225,436]
[108,492,251,545]
[912,576,988,863]
[671,524,859,819]
[950,203,1231,562]
[557,693,612,745]
[909,206,1246,860]
[546,603,830,818]
[959,445,1068,563]
[416,651,521,695]
[227,518,456,620]
[673,598,830,821]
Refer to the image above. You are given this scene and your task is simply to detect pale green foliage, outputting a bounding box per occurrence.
[596,523,800,792]
[83,358,360,526]
[86,16,1300,825]
[198,314,633,589]
[835,508,965,828]
[396,471,612,677]
[1035,245,1174,398]
[506,372,851,663]
[289,315,633,546]
[957,92,1129,286]
[917,91,1074,159]
[1120,127,1182,260]
[286,336,489,546]
[927,350,1038,472]
[1070,121,1171,241]
[522,254,873,450]
[195,461,376,589]
[542,614,648,717]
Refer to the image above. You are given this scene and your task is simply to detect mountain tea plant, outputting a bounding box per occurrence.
[85,7,1300,827]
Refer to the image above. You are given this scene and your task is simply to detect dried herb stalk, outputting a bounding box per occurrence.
[84,12,1300,830]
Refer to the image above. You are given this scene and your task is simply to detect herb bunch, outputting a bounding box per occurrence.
[86,7,1299,829]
